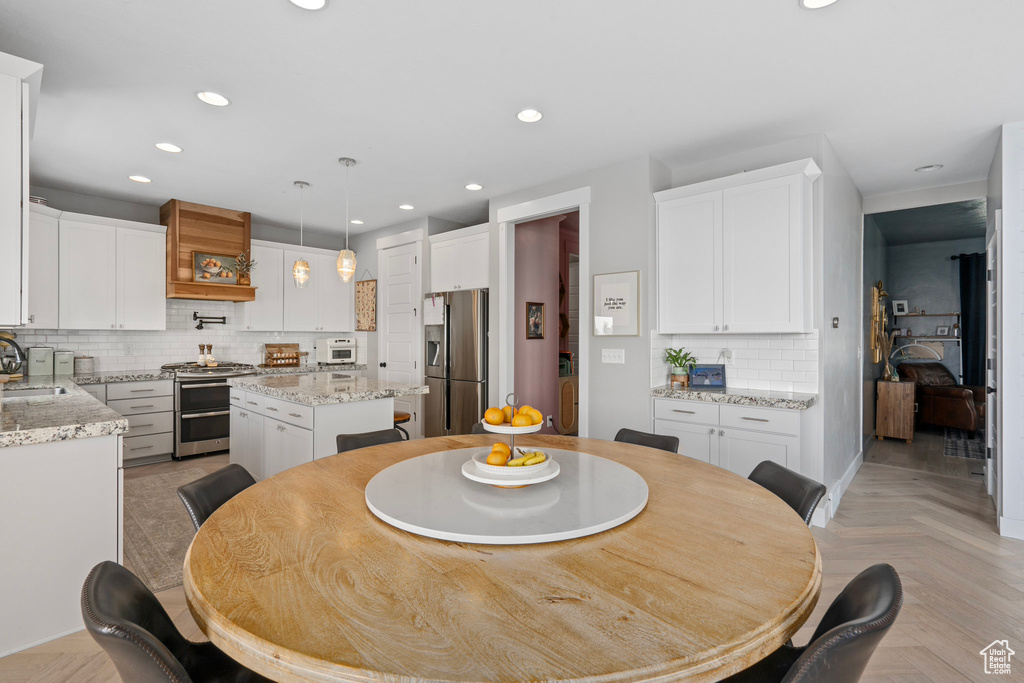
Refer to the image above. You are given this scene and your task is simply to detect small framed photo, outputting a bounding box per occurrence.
[892,300,909,316]
[526,302,545,339]
[690,364,726,388]
[193,252,238,284]
[936,325,950,336]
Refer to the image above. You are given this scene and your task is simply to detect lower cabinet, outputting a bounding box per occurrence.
[230,406,266,480]
[80,380,174,465]
[263,417,314,478]
[653,398,802,478]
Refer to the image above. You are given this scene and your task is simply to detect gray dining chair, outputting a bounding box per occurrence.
[337,428,405,453]
[614,427,679,453]
[177,464,256,531]
[747,460,826,526]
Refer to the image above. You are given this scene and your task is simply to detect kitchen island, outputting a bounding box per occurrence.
[228,372,428,479]
[0,377,127,656]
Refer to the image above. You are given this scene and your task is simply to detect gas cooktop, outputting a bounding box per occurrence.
[161,361,257,378]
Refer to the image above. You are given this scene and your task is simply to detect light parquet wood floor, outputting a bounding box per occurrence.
[1,459,1021,682]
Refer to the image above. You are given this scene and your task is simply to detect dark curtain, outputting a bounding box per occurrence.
[958,253,986,386]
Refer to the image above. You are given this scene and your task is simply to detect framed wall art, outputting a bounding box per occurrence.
[593,270,639,336]
[192,252,237,284]
[526,302,545,339]
[356,279,377,331]
[891,300,909,316]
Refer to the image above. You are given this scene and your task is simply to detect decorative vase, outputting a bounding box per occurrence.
[670,371,690,388]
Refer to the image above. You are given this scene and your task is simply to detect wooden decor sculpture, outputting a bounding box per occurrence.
[870,280,897,379]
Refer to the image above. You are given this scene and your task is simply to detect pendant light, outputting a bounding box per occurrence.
[292,181,311,288]
[337,157,357,282]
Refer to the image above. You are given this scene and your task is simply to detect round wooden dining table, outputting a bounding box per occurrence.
[183,435,821,682]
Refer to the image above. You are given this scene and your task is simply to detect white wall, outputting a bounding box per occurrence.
[488,156,670,440]
[995,122,1024,539]
[820,137,865,495]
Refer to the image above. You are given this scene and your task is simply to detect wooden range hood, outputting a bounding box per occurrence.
[161,199,256,302]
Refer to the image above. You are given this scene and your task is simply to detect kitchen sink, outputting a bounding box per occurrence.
[4,387,70,398]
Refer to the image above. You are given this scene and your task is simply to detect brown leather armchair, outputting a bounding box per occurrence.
[897,362,986,433]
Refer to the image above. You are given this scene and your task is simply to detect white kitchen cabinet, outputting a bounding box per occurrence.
[0,54,42,328]
[59,219,117,329]
[429,224,489,293]
[25,205,60,329]
[652,397,803,478]
[116,227,165,330]
[59,216,166,331]
[282,248,355,332]
[263,415,314,478]
[237,244,284,331]
[655,159,818,334]
[230,406,265,480]
[105,380,174,464]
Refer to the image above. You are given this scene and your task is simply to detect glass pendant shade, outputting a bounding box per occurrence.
[337,249,356,283]
[292,258,310,288]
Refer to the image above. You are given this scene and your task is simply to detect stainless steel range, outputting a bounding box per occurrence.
[161,362,257,460]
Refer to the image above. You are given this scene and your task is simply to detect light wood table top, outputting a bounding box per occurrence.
[184,435,821,682]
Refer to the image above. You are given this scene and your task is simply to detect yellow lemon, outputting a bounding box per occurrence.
[484,407,504,426]
[518,404,534,416]
[528,409,543,425]
[511,413,532,427]
[486,450,509,466]
[491,442,511,456]
[502,405,517,424]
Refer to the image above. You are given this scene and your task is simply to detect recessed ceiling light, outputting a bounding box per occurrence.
[196,91,230,107]
[799,0,838,8]
[289,0,327,8]
[517,109,543,123]
[465,183,484,191]
[915,164,944,173]
[128,175,152,183]
[399,204,415,211]
[155,142,183,153]
[350,219,364,225]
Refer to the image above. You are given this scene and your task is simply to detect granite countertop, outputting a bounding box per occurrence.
[71,370,173,384]
[229,372,429,407]
[1,377,129,448]
[651,385,817,410]
[255,363,366,375]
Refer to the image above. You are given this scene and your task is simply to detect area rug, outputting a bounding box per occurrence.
[943,428,985,460]
[123,468,207,593]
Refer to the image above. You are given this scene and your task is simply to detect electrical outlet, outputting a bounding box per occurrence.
[546,415,553,427]
[601,349,625,364]
[125,343,134,356]
[723,348,733,365]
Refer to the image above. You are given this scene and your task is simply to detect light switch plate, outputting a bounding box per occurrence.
[602,349,625,364]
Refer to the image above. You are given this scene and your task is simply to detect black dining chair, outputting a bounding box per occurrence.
[177,464,256,531]
[724,563,903,682]
[613,427,679,453]
[82,561,272,683]
[337,428,405,453]
[470,422,488,434]
[747,460,826,526]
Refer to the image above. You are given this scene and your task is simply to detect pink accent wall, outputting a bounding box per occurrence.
[514,216,562,434]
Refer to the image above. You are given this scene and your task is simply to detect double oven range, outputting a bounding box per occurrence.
[160,362,256,460]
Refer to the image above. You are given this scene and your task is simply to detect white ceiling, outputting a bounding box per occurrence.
[1,1,1021,239]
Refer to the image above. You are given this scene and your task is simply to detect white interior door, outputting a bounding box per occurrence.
[986,214,1001,500]
[378,241,423,438]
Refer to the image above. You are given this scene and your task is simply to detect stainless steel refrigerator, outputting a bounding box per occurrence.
[425,289,488,437]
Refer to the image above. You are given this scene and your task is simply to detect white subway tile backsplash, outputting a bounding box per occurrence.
[12,299,359,373]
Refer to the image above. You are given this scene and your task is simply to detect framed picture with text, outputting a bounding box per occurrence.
[593,270,639,336]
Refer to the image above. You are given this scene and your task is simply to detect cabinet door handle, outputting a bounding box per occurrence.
[130,404,155,409]
[246,401,258,406]
[240,411,247,418]
[28,314,34,323]
[129,444,154,451]
[133,423,154,428]
[277,425,286,432]
[289,412,302,418]
[130,388,155,393]
[719,429,725,436]
[183,383,228,390]
[673,409,696,415]
[267,406,279,412]
[181,410,230,419]
[713,325,720,332]
[741,417,770,423]
[724,325,729,331]
[709,427,715,435]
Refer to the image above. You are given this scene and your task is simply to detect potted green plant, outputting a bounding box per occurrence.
[665,348,698,387]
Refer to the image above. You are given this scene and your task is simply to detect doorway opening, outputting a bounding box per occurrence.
[862,199,990,483]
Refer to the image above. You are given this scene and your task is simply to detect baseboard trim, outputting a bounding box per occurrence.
[999,516,1024,540]
[813,450,864,527]
[0,624,84,658]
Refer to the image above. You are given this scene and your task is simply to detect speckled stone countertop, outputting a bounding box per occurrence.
[229,372,428,407]
[255,363,366,375]
[71,370,173,384]
[651,385,817,410]
[1,377,129,447]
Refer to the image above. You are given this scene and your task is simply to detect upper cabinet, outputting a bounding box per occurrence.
[25,205,60,329]
[282,249,355,333]
[429,224,489,293]
[236,243,285,331]
[59,215,166,330]
[0,52,42,327]
[655,159,819,334]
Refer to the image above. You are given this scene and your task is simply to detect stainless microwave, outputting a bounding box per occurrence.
[316,337,356,364]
